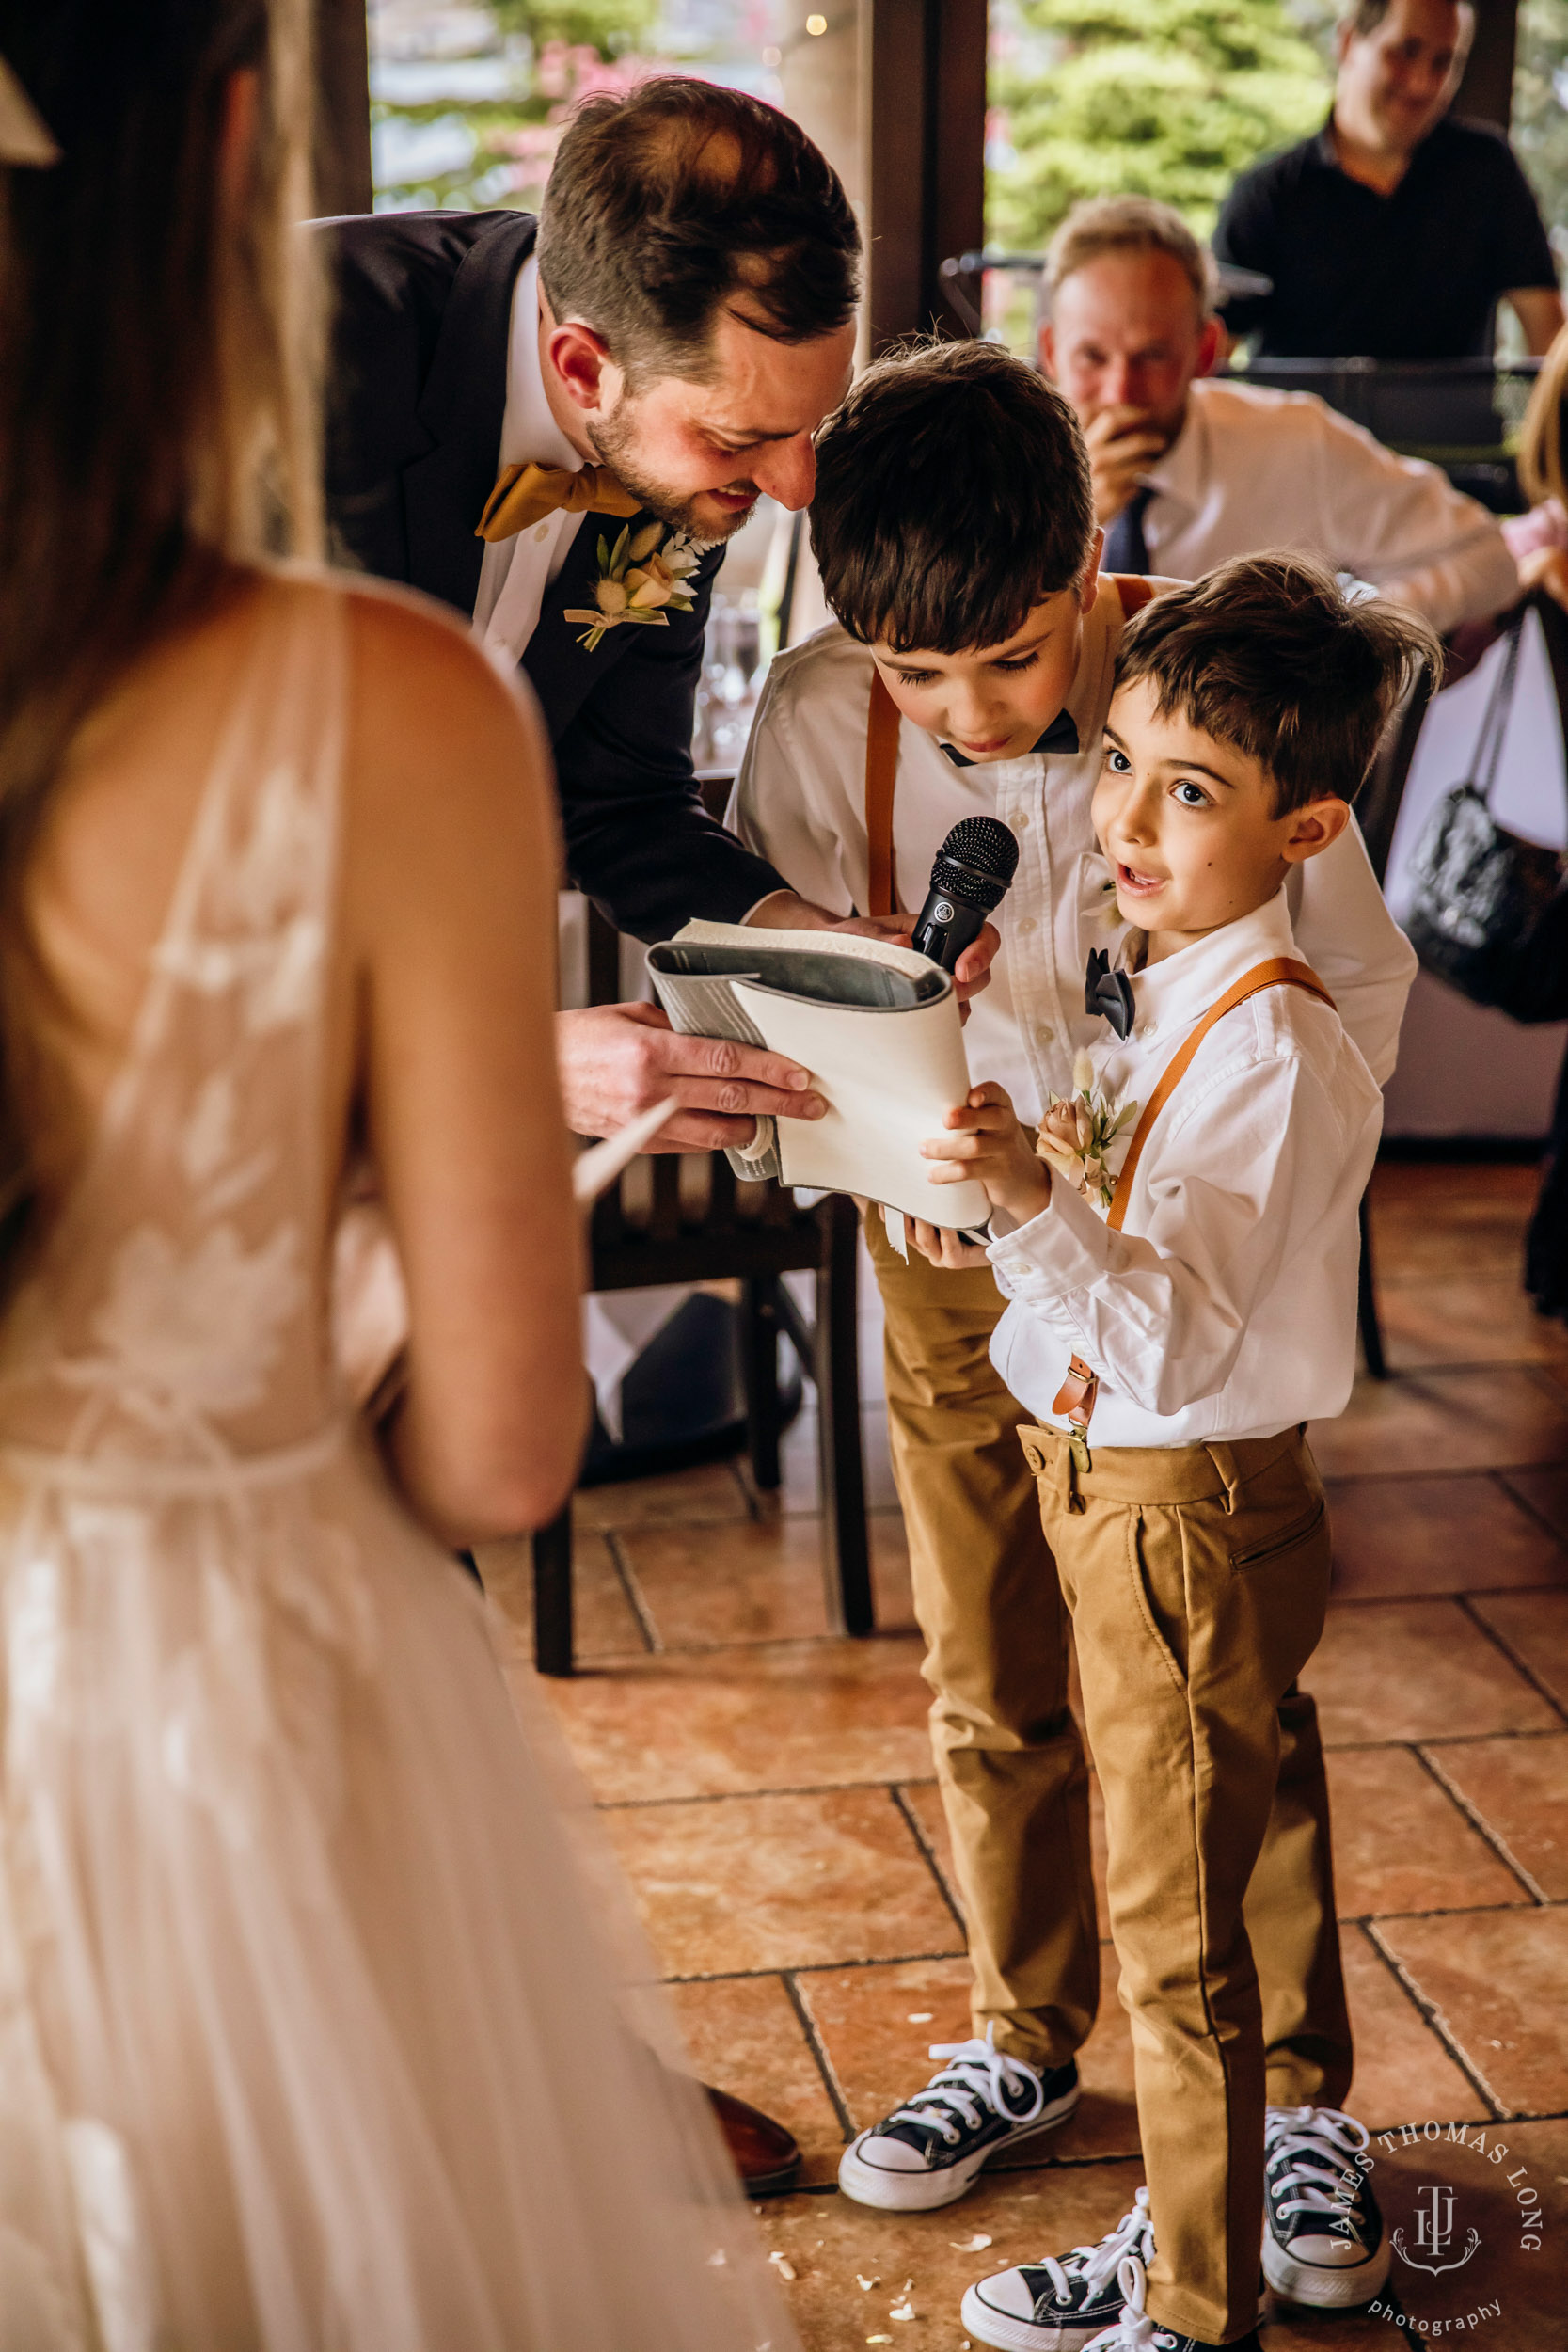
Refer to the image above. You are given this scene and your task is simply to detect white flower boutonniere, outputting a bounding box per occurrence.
[1036,1051,1138,1211]
[564,520,701,652]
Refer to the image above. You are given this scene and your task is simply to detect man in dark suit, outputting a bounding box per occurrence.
[321,78,875,1157]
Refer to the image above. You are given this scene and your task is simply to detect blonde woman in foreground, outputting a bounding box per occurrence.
[0,8,790,2344]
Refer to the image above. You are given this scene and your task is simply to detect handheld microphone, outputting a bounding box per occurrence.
[911,817,1021,970]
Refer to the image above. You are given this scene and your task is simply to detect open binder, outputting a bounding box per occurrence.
[647,920,990,1230]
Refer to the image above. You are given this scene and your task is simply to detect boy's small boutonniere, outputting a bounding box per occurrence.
[564,520,701,652]
[1036,1051,1138,1210]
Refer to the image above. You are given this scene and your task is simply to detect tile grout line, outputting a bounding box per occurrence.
[1356,1919,1507,2122]
[596,1777,944,1813]
[781,1972,856,2147]
[1410,1741,1554,1907]
[1454,1593,1568,1729]
[662,1947,973,1986]
[891,1783,968,1936]
[603,1529,662,1655]
[1490,1464,1568,1552]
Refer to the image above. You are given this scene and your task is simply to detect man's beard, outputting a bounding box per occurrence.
[588,408,759,545]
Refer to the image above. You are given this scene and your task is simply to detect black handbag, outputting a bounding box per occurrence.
[1404,613,1568,1023]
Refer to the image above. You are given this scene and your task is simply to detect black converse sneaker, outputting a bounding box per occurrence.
[837,2028,1078,2211]
[960,2187,1156,2351]
[1262,2103,1390,2308]
[973,2249,1261,2352]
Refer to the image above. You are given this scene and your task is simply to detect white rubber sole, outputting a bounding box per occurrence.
[959,2280,1104,2352]
[1263,2229,1391,2309]
[836,2082,1080,2213]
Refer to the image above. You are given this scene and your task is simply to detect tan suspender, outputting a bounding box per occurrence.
[1052,957,1338,1465]
[861,575,1161,918]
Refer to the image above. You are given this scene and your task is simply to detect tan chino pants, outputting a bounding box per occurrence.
[866,1209,1352,2105]
[1023,1420,1335,2344]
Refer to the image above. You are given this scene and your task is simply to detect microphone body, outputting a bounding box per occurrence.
[911,817,1021,970]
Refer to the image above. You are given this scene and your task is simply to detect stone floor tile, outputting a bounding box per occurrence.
[604,1786,963,1977]
[572,1458,751,1532]
[1308,1366,1568,1478]
[664,1973,847,2187]
[1424,1733,1568,1900]
[757,2159,1148,2352]
[1323,1746,1530,1917]
[1368,1160,1542,1284]
[1327,1473,1568,1600]
[1467,1590,1568,1714]
[1374,1907,1568,2117]
[618,1516,844,1647]
[1307,1600,1559,1746]
[479,1526,646,1662]
[1374,1275,1568,1370]
[545,1638,935,1803]
[1502,1463,1568,1546]
[756,1402,901,1518]
[1340,1924,1488,2131]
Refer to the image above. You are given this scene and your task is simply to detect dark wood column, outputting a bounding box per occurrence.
[866,0,987,351]
[1451,0,1520,132]
[313,0,373,217]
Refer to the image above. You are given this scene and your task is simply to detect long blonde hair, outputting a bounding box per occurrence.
[0,0,323,1263]
[1518,324,1568,509]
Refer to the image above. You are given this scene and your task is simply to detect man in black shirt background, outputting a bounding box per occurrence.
[1215,0,1564,359]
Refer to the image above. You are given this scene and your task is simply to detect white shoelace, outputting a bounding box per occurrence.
[1264,2103,1371,2230]
[879,2026,1046,2147]
[1031,2185,1156,2309]
[1080,2255,1181,2351]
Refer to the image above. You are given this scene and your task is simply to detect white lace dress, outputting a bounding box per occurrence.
[0,580,793,2352]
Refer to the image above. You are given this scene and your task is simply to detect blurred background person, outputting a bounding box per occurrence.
[0,7,796,2346]
[1214,0,1563,360]
[1041,196,1519,634]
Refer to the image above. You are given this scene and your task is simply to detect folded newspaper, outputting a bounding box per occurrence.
[647,920,990,1230]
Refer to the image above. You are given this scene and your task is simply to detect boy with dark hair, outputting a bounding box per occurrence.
[911,555,1435,2352]
[732,345,1416,2327]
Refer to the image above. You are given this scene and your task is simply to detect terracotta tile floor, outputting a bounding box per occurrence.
[481,1159,1568,2348]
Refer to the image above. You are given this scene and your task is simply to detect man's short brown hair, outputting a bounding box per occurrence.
[537,78,859,386]
[1046,196,1215,315]
[810,339,1096,654]
[1114,555,1438,812]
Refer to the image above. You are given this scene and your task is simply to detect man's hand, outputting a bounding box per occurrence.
[748,887,1000,1010]
[920,1081,1052,1224]
[1083,405,1167,527]
[905,1218,992,1270]
[558,1002,825,1152]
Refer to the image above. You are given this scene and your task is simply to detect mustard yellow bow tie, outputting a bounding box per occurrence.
[476,460,642,542]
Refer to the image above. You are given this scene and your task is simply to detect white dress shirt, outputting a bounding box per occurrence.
[472,256,591,661]
[988,890,1384,1448]
[731,576,1418,1128]
[1138,377,1518,635]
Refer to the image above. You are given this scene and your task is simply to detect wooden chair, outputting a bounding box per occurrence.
[531,897,873,1675]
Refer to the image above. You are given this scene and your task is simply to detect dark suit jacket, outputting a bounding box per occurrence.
[319,208,786,943]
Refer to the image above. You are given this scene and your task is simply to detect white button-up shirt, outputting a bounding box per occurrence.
[1139,377,1518,636]
[472,256,590,662]
[731,576,1418,1129]
[988,889,1384,1447]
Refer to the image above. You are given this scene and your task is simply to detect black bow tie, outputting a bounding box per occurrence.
[940,709,1080,768]
[1085,946,1135,1040]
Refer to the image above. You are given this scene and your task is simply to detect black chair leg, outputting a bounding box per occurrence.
[1358,1189,1387,1381]
[742,1273,784,1490]
[531,1503,575,1676]
[816,1194,872,1637]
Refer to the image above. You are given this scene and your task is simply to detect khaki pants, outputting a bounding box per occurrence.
[1022,1421,1334,2344]
[867,1210,1351,2104]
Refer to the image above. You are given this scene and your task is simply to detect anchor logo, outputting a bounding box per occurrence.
[1392,2185,1481,2277]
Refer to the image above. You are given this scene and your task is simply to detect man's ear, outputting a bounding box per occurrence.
[1195,313,1223,379]
[1078,527,1105,614]
[1039,321,1058,381]
[545,318,622,420]
[1333,15,1355,66]
[1280,795,1352,864]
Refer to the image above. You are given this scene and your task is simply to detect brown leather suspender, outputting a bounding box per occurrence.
[861,575,1160,919]
[1051,957,1338,1467]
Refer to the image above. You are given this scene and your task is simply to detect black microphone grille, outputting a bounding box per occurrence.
[931,817,1020,892]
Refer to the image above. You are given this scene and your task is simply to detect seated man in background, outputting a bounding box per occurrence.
[1043,195,1521,637]
[1214,0,1563,361]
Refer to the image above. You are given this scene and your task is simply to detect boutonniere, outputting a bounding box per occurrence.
[1036,1051,1138,1211]
[564,521,701,652]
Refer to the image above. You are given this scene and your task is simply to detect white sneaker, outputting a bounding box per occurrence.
[1262,2103,1390,2308]
[960,2189,1156,2350]
[837,2027,1079,2212]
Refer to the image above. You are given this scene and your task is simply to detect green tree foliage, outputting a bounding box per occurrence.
[489,0,658,60]
[1513,0,1568,245]
[988,0,1334,250]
